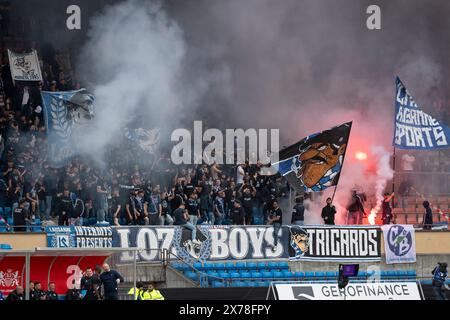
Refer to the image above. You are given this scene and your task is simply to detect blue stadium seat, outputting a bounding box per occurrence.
[171,262,181,269]
[204,262,214,270]
[225,262,235,270]
[253,216,264,225]
[214,262,225,271]
[193,262,203,270]
[235,262,246,270]
[257,262,267,270]
[219,272,230,279]
[246,262,257,270]
[185,271,198,281]
[234,281,246,287]
[304,271,315,279]
[7,217,13,226]
[247,281,257,287]
[282,271,294,279]
[230,272,241,279]
[315,271,325,279]
[273,271,284,278]
[212,281,225,288]
[267,261,277,269]
[206,271,219,278]
[406,270,417,278]
[179,262,191,271]
[326,271,337,279]
[380,271,388,278]
[31,225,43,232]
[4,207,11,217]
[386,270,396,278]
[277,261,289,270]
[240,272,251,279]
[251,272,262,279]
[0,225,7,232]
[0,207,3,215]
[255,281,267,287]
[421,279,432,285]
[397,270,407,278]
[0,244,12,250]
[357,271,367,279]
[262,271,273,279]
[294,271,304,279]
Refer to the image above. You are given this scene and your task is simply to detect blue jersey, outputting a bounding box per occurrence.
[432,265,448,286]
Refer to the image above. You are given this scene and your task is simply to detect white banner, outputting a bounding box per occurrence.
[382,224,416,264]
[8,49,43,82]
[274,282,421,300]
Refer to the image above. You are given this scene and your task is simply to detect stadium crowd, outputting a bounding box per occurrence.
[0,36,449,230]
[0,39,292,229]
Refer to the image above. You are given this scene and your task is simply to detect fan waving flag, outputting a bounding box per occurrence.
[270,122,352,192]
[394,76,450,149]
[42,89,94,168]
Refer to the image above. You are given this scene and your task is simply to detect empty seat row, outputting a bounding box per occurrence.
[188,261,289,271]
[171,261,289,272]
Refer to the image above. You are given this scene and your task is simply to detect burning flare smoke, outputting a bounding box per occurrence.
[369,146,394,225]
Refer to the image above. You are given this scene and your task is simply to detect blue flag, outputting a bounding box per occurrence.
[41,89,94,167]
[394,76,450,149]
[271,122,352,192]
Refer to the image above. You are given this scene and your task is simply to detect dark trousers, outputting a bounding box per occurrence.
[272,222,281,246]
[103,292,119,300]
[432,286,448,300]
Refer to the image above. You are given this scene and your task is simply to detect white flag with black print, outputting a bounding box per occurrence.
[382,224,416,264]
[7,49,43,82]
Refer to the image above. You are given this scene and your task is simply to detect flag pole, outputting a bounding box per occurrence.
[331,121,353,205]
[331,184,338,204]
[392,146,396,199]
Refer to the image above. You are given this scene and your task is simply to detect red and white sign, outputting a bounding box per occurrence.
[0,255,108,296]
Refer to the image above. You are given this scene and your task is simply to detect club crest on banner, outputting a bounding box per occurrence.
[382,224,416,264]
[0,269,20,288]
[172,226,212,263]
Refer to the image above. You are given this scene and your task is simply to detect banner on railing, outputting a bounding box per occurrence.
[381,224,416,264]
[45,225,381,262]
[46,226,113,248]
[274,282,421,300]
[112,225,381,263]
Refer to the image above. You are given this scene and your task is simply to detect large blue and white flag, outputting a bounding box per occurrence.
[269,122,352,193]
[124,128,161,154]
[394,76,450,149]
[42,89,94,167]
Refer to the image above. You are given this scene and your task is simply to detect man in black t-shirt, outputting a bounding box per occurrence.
[186,193,200,226]
[292,196,305,225]
[173,203,198,242]
[240,186,255,225]
[268,201,282,251]
[13,199,31,231]
[231,200,245,225]
[58,189,72,226]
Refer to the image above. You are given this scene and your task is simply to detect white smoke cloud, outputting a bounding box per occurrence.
[369,146,395,224]
[74,0,189,161]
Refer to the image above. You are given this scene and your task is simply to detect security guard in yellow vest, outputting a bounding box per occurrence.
[127,282,145,300]
[141,282,165,300]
